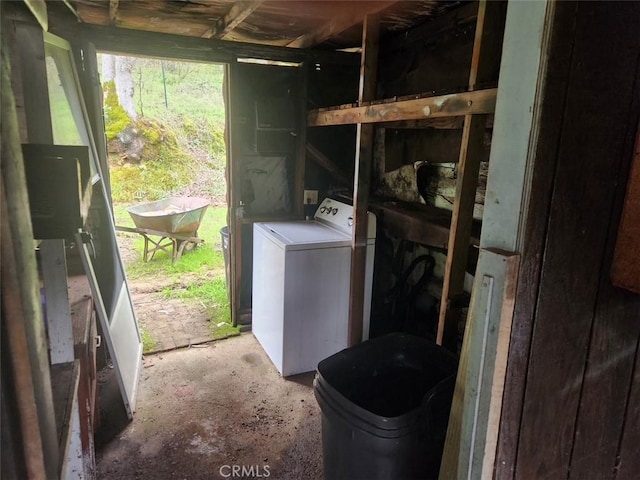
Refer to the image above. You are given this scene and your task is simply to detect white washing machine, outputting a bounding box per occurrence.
[252,198,376,376]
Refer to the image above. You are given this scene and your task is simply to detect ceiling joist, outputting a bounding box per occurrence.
[109,0,119,26]
[287,1,397,49]
[202,1,264,40]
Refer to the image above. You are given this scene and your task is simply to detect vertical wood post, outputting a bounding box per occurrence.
[437,0,505,347]
[2,20,59,478]
[348,14,379,346]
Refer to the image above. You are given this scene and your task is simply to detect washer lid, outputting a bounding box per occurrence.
[255,221,351,250]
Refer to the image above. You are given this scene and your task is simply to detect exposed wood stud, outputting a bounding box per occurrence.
[437,0,506,347]
[2,22,59,477]
[348,13,379,346]
[308,88,497,127]
[202,1,264,40]
[293,62,309,218]
[288,1,395,49]
[109,0,119,27]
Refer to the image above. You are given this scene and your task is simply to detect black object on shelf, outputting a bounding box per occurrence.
[314,333,458,480]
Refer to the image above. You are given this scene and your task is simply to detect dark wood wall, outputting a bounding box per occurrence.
[496,2,640,479]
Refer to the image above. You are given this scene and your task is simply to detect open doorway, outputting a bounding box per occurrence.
[97,54,236,354]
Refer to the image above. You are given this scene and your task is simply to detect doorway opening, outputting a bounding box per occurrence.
[98,54,236,354]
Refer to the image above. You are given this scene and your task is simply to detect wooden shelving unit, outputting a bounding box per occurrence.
[306,0,504,348]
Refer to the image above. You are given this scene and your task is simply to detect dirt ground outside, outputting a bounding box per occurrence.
[96,334,323,480]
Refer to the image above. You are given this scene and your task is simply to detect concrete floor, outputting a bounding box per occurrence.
[96,334,323,480]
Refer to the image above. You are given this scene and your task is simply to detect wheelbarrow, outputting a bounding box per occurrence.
[116,196,210,263]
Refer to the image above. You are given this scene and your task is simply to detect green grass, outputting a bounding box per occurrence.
[116,204,234,333]
[114,204,227,278]
[161,276,239,339]
[140,328,157,354]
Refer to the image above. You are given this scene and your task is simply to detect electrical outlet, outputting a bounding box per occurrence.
[304,190,318,205]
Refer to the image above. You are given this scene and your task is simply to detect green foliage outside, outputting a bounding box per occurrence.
[140,328,157,355]
[109,118,194,202]
[114,204,237,339]
[105,56,234,345]
[103,80,132,141]
[104,58,227,203]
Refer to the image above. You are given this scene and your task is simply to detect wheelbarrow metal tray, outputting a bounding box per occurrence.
[127,197,209,234]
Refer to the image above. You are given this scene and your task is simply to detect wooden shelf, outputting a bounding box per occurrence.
[307,88,497,127]
[50,361,80,458]
[369,197,481,249]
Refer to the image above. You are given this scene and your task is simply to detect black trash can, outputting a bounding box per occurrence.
[314,333,458,480]
[220,226,230,300]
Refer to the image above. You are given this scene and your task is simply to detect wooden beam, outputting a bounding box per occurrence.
[288,1,395,49]
[378,117,465,130]
[48,18,359,66]
[440,249,520,479]
[437,1,506,347]
[2,22,59,478]
[306,144,352,186]
[202,1,263,40]
[348,13,379,346]
[109,0,119,26]
[308,88,497,127]
[23,0,48,30]
[293,63,309,218]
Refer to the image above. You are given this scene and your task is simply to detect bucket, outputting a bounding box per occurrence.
[314,333,458,480]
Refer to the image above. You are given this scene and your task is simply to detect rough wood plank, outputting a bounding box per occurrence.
[514,3,640,478]
[293,62,308,218]
[16,23,53,143]
[616,342,640,480]
[369,198,481,249]
[437,0,506,346]
[1,23,59,477]
[288,1,395,48]
[109,0,118,26]
[202,1,263,40]
[441,249,519,479]
[378,117,465,129]
[308,88,497,127]
[492,3,578,478]
[348,13,379,346]
[567,44,640,480]
[1,181,48,480]
[612,129,640,294]
[48,16,359,66]
[41,241,74,365]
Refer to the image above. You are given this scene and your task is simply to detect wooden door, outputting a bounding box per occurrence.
[227,61,307,326]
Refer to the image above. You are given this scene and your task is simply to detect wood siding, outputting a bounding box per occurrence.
[496,2,640,479]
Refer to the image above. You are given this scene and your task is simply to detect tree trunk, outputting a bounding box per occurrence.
[115,56,136,119]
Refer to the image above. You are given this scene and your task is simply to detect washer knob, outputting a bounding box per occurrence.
[332,208,338,215]
[320,206,327,213]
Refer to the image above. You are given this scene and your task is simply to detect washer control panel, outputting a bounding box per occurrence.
[314,198,352,229]
[314,198,376,238]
